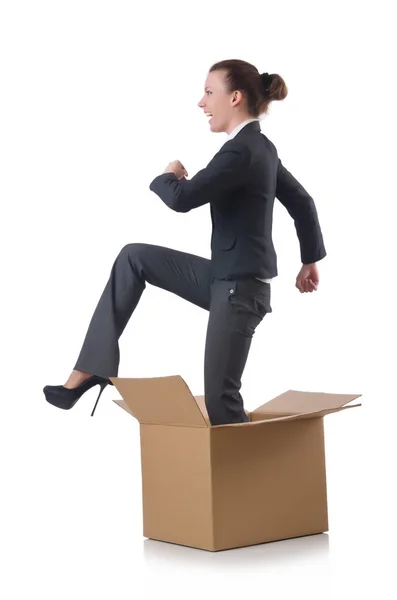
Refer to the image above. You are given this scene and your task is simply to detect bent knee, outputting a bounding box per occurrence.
[118,242,148,261]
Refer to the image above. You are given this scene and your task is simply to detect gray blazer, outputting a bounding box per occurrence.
[149,121,326,280]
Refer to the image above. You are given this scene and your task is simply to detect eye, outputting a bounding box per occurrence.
[206,91,212,95]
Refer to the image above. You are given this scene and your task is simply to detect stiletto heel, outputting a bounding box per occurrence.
[90,381,108,416]
[43,374,111,415]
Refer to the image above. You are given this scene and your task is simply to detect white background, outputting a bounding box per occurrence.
[0,0,396,598]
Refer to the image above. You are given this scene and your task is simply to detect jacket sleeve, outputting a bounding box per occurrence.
[276,158,327,264]
[149,143,250,213]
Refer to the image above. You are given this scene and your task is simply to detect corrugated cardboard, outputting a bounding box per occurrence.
[111,375,361,552]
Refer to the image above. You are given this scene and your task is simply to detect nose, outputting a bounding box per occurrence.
[198,97,205,109]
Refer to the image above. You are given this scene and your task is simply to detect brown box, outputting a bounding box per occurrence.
[111,375,361,552]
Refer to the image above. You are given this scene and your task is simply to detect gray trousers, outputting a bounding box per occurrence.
[73,243,272,425]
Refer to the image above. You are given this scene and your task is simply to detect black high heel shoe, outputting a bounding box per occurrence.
[43,375,113,416]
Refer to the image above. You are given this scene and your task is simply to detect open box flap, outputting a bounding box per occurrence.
[110,375,208,427]
[213,403,361,429]
[252,389,362,417]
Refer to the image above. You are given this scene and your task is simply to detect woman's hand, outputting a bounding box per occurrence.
[163,160,188,180]
[295,263,319,293]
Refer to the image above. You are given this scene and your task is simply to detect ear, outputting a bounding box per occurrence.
[231,90,243,106]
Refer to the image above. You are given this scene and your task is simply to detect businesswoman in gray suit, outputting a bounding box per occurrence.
[43,58,326,425]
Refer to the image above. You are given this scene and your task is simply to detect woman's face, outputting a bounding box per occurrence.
[197,70,243,134]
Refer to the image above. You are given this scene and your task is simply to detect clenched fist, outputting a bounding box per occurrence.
[163,160,188,180]
[296,263,319,293]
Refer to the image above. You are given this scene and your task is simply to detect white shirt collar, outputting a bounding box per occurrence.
[226,118,260,142]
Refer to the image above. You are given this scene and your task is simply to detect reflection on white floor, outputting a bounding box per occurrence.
[143,532,329,569]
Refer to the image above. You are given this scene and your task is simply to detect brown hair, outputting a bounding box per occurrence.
[209,59,288,117]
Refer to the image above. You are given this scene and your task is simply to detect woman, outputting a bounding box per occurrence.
[43,59,326,425]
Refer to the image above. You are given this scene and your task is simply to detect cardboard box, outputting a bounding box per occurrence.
[111,375,361,552]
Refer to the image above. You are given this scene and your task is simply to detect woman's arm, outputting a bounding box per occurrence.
[276,158,327,264]
[149,143,250,213]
